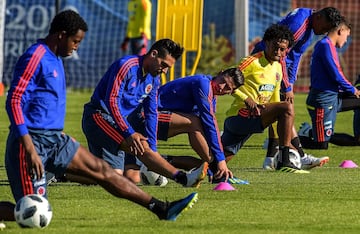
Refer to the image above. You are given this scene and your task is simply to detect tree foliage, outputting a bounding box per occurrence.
[196,23,235,75]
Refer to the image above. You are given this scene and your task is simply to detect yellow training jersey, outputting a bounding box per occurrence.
[226,51,282,117]
[126,0,152,39]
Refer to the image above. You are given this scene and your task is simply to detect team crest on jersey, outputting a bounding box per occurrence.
[53,69,58,78]
[259,84,275,91]
[145,84,153,94]
[37,186,46,196]
[276,72,280,81]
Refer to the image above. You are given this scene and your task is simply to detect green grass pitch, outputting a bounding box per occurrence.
[1,92,360,233]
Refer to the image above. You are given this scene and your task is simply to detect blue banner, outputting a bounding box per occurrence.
[4,0,128,88]
[3,0,291,88]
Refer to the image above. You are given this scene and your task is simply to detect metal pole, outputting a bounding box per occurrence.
[235,0,249,62]
[56,0,61,14]
[0,0,6,95]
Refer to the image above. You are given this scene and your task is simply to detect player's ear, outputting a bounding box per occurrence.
[58,31,67,40]
[151,50,158,58]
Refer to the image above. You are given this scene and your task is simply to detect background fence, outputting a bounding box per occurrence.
[1,0,359,92]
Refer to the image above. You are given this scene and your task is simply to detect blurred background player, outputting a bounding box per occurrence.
[124,67,244,183]
[252,7,342,170]
[82,38,208,188]
[3,10,198,222]
[298,17,360,149]
[220,24,309,174]
[121,0,152,55]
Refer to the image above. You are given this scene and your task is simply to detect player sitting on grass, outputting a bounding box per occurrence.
[1,10,198,222]
[123,67,244,183]
[298,17,360,149]
[213,24,309,175]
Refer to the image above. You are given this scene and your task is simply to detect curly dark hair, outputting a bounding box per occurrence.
[49,10,88,35]
[319,7,342,28]
[263,24,295,48]
[149,39,184,60]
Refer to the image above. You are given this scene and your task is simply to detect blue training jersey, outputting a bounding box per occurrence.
[6,40,66,138]
[310,36,355,94]
[253,8,314,92]
[90,55,160,151]
[158,74,226,162]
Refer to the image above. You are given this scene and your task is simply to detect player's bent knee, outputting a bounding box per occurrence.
[281,102,294,113]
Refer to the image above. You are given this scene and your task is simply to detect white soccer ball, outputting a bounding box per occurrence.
[274,148,302,169]
[14,194,52,228]
[140,164,168,187]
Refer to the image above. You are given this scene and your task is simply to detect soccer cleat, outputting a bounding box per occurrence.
[185,162,208,188]
[164,192,198,221]
[228,177,249,185]
[301,153,329,170]
[276,161,310,174]
[46,172,57,185]
[211,176,249,184]
[262,157,275,170]
[277,166,310,174]
[298,122,312,137]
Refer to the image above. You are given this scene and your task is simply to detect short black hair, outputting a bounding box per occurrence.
[319,7,342,28]
[221,67,244,88]
[49,10,88,35]
[333,16,352,31]
[263,24,294,48]
[149,39,184,60]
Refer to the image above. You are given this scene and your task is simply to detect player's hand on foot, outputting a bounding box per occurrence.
[214,160,233,182]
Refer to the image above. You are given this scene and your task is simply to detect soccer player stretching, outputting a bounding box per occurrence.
[3,10,198,222]
[124,67,244,183]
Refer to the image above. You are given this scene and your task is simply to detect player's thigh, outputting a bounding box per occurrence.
[5,132,31,202]
[66,146,114,179]
[221,115,261,155]
[168,112,202,136]
[308,107,335,142]
[83,111,125,159]
[340,95,360,111]
[260,102,293,127]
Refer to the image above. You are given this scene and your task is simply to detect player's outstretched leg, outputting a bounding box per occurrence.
[66,146,199,220]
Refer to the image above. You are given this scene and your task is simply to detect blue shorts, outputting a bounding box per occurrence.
[126,105,170,141]
[125,107,170,167]
[5,128,80,202]
[306,89,339,142]
[82,102,125,170]
[221,115,264,155]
